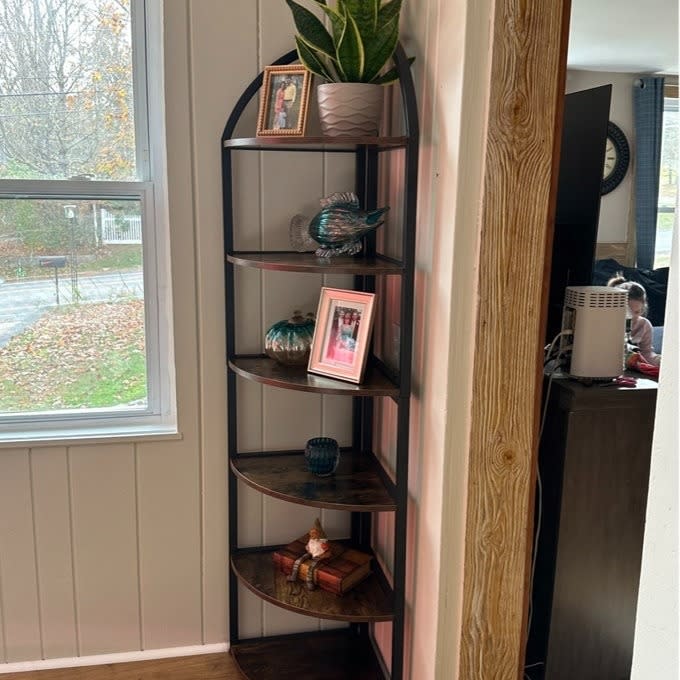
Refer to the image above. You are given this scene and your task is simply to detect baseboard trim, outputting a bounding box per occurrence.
[0,643,230,674]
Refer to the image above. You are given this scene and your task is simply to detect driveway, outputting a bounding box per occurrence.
[0,270,143,348]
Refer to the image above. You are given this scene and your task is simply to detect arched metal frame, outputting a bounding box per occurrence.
[221,46,419,680]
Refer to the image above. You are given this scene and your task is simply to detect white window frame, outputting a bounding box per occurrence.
[656,88,678,269]
[0,0,176,444]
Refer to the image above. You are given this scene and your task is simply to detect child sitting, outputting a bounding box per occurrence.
[607,274,661,367]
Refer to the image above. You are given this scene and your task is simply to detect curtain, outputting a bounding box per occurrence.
[633,76,665,270]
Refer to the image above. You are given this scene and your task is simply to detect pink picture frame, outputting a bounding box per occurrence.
[307,287,376,384]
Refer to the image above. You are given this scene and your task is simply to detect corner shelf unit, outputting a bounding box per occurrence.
[222,47,418,680]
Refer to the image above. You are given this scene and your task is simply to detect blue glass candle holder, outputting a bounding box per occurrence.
[304,437,340,477]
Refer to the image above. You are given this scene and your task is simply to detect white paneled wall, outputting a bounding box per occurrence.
[0,449,42,661]
[0,0,216,663]
[0,0,354,664]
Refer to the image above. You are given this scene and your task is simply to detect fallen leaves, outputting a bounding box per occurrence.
[0,299,146,412]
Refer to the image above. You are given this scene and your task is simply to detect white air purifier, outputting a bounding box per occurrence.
[560,285,628,380]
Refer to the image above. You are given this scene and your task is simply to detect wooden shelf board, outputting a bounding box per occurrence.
[227,251,404,274]
[229,356,400,397]
[231,450,396,511]
[231,548,394,622]
[223,135,408,151]
[231,630,387,680]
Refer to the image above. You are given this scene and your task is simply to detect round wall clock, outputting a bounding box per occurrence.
[601,121,630,195]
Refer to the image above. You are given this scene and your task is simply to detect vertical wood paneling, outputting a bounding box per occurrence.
[69,445,139,655]
[30,447,77,659]
[263,272,320,332]
[323,154,356,197]
[259,0,295,68]
[163,0,200,452]
[321,149,356,468]
[263,600,319,636]
[261,153,324,250]
[235,269,264,353]
[0,450,41,661]
[460,0,571,677]
[237,584,263,640]
[187,0,259,644]
[255,54,328,608]
[236,379,263,453]
[262,498,315,547]
[320,394,352,447]
[237,480,264,548]
[0,572,4,663]
[233,154,263,252]
[262,386,320,452]
[136,443,202,649]
[318,509,349,540]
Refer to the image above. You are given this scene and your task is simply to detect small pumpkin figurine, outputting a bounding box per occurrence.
[264,311,315,366]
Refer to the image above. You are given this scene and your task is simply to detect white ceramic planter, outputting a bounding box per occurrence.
[317,83,385,137]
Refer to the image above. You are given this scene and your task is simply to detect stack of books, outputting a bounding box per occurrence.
[273,535,372,596]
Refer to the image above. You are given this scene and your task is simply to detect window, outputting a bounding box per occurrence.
[656,86,678,269]
[0,0,174,441]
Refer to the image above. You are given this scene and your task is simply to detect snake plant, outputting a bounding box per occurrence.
[284,0,413,84]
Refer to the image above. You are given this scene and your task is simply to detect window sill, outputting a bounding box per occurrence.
[0,425,182,449]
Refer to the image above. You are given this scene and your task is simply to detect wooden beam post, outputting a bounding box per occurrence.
[459,1,571,677]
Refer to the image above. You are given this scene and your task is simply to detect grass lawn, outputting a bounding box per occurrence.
[655,211,675,269]
[0,299,146,412]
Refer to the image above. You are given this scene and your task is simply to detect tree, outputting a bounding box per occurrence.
[0,0,136,181]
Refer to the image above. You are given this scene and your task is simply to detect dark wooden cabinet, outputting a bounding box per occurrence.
[527,375,657,680]
[221,48,418,679]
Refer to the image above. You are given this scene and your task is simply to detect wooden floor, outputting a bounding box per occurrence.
[1,653,244,680]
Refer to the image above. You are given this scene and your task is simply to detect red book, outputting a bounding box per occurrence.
[273,535,372,596]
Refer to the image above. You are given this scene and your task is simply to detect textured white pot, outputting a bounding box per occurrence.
[317,83,385,137]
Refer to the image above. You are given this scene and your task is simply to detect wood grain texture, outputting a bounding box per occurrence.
[232,631,384,679]
[183,0,236,645]
[223,136,408,150]
[540,381,656,679]
[231,549,393,622]
[0,653,241,680]
[231,451,396,511]
[460,0,572,677]
[229,356,399,397]
[227,252,404,274]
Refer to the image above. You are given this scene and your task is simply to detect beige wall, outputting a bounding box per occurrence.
[0,1,229,663]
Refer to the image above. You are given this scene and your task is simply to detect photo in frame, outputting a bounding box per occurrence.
[308,288,376,384]
[256,65,312,137]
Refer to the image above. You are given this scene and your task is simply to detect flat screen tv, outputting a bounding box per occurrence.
[545,84,612,342]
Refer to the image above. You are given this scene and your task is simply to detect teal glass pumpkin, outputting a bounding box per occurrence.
[264,311,315,365]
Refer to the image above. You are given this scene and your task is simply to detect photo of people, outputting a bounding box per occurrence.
[307,288,375,385]
[323,305,363,367]
[260,70,308,134]
[257,66,310,136]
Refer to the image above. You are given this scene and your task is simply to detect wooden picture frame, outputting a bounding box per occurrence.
[256,65,312,137]
[308,287,376,384]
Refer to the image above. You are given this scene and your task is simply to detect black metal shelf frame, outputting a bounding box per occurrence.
[221,45,419,680]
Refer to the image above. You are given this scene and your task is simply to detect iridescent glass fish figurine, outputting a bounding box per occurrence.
[289,192,389,257]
